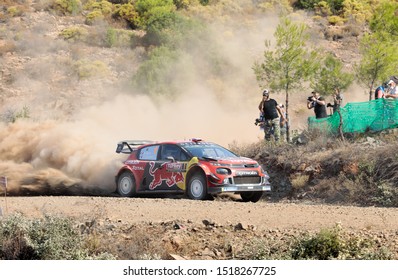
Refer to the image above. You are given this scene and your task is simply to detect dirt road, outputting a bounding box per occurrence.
[2,196,398,232]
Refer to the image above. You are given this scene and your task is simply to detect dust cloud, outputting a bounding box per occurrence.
[0,9,367,196]
[0,12,281,196]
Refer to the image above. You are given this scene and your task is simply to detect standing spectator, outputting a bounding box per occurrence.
[307,90,327,119]
[279,103,287,141]
[258,89,286,142]
[331,87,344,113]
[374,82,387,100]
[385,79,398,99]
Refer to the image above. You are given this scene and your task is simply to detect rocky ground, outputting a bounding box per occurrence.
[2,195,398,259]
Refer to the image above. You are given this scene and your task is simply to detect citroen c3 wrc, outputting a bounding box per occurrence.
[115,138,271,202]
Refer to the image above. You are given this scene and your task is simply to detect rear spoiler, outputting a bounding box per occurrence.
[116,140,153,154]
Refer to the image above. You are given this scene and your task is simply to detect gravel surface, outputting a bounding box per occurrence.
[2,196,398,232]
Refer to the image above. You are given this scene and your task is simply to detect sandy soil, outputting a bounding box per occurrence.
[2,196,398,232]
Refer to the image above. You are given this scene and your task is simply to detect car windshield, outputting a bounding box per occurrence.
[181,143,238,159]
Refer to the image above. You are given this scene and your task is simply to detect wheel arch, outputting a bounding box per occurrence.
[115,167,136,185]
[185,166,207,192]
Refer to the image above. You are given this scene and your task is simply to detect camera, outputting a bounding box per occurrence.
[254,114,264,126]
[307,96,313,102]
[327,103,333,108]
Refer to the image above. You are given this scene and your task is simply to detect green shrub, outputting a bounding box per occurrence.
[143,7,205,48]
[315,1,331,16]
[74,60,109,79]
[59,26,88,42]
[84,0,114,16]
[173,0,190,10]
[105,28,134,47]
[0,214,116,260]
[105,27,117,47]
[142,9,181,46]
[7,6,23,17]
[135,0,176,28]
[295,0,343,14]
[342,0,373,24]
[327,15,344,25]
[291,225,393,260]
[238,238,291,260]
[53,0,82,15]
[294,0,321,9]
[1,106,30,123]
[133,46,180,95]
[0,214,87,260]
[113,3,140,28]
[371,183,398,207]
[239,225,393,260]
[292,227,342,259]
[85,10,104,25]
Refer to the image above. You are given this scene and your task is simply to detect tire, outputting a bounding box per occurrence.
[187,173,207,200]
[240,191,263,203]
[117,171,136,197]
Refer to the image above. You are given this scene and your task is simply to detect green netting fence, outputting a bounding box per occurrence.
[308,98,398,134]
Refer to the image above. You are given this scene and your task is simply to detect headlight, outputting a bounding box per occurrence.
[216,168,230,175]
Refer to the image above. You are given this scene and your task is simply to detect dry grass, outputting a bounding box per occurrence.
[231,128,398,206]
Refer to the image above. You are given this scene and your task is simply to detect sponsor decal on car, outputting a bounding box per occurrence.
[235,170,259,176]
[131,166,144,171]
[165,162,187,172]
[149,162,184,190]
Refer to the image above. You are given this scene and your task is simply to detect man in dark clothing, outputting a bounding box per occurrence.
[258,89,286,141]
[307,90,327,119]
[374,83,387,100]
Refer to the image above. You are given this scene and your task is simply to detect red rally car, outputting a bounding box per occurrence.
[115,138,271,202]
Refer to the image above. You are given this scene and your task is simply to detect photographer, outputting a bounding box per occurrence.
[307,90,327,119]
[258,89,286,142]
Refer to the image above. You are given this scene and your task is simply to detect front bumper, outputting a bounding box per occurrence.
[207,183,271,194]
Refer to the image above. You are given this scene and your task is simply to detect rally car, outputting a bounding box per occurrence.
[115,138,271,202]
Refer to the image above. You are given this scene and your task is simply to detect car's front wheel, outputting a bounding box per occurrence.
[240,191,263,203]
[117,171,136,197]
[187,173,207,200]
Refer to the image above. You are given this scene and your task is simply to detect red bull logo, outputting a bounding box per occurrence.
[149,162,185,190]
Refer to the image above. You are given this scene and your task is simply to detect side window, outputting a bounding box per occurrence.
[179,151,188,161]
[161,144,188,161]
[138,145,160,160]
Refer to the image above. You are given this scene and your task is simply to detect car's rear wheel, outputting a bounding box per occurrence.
[240,191,263,203]
[187,173,207,200]
[117,171,136,197]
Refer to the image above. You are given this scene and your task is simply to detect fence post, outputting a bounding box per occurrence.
[0,176,8,215]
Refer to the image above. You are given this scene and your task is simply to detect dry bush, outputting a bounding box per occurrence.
[233,127,398,206]
[0,40,17,55]
[73,59,109,79]
[59,26,89,42]
[52,0,82,15]
[93,223,169,260]
[238,225,393,260]
[291,174,310,190]
[0,214,93,260]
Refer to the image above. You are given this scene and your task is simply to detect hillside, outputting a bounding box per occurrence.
[0,0,398,262]
[0,0,369,191]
